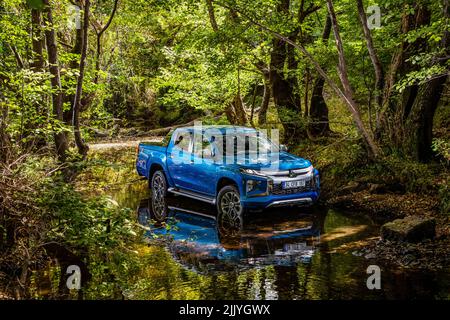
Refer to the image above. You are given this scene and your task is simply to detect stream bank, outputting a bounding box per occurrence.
[321,171,450,271]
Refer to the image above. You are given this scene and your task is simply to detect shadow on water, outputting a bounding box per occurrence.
[133,189,450,300]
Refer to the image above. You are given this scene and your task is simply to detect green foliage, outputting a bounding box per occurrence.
[432,138,450,163]
[26,0,45,10]
[43,181,138,249]
[394,62,448,93]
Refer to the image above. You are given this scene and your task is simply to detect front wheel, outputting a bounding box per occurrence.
[216,185,243,236]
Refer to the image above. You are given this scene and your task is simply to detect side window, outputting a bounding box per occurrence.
[173,131,192,152]
[193,134,213,159]
[162,129,175,146]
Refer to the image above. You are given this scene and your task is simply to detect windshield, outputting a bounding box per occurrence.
[208,131,279,157]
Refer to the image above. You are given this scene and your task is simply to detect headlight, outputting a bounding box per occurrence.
[240,168,267,176]
[240,168,258,175]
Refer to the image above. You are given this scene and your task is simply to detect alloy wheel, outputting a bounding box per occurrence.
[151,172,167,220]
[218,190,243,235]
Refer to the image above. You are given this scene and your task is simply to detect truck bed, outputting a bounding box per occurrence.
[136,142,168,178]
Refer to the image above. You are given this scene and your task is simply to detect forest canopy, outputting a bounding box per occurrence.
[0,0,448,163]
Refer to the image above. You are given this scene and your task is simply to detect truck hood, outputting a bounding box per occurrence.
[224,152,311,171]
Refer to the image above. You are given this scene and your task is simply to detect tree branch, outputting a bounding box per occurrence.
[206,0,219,32]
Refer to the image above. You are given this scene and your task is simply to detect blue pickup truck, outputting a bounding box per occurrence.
[136,126,320,220]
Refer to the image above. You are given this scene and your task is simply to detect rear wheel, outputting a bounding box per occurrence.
[151,170,168,221]
[216,185,243,236]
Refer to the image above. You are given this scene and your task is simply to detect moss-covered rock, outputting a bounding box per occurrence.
[381,216,436,242]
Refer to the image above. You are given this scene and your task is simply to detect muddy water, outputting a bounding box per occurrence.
[110,182,450,300]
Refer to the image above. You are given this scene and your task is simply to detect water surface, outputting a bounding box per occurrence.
[25,181,450,300]
[118,182,450,300]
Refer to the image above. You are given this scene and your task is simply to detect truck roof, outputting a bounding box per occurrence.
[177,125,258,134]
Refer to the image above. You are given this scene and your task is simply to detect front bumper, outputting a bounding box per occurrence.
[240,167,320,209]
[241,167,320,209]
[242,190,319,208]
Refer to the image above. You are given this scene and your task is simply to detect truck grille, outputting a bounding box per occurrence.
[272,179,314,195]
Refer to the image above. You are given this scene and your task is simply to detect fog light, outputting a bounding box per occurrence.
[247,179,261,193]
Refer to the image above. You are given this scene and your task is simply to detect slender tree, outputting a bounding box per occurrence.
[308,14,332,137]
[258,69,271,125]
[30,9,44,71]
[356,0,384,112]
[43,0,69,162]
[326,0,380,156]
[206,0,219,32]
[72,0,90,157]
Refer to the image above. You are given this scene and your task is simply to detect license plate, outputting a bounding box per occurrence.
[282,180,305,189]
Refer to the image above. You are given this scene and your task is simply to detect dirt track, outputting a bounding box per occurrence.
[89,136,164,150]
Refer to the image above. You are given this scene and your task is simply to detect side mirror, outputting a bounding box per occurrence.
[280,144,288,152]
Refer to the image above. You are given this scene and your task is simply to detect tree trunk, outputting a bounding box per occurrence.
[258,72,271,125]
[304,67,310,117]
[63,27,82,124]
[249,83,258,127]
[308,15,332,137]
[72,0,90,157]
[230,94,248,125]
[9,44,24,68]
[400,6,431,122]
[377,4,431,142]
[269,0,310,144]
[205,0,219,32]
[286,37,301,115]
[225,103,237,124]
[43,0,68,162]
[27,9,47,148]
[270,36,305,144]
[403,0,448,162]
[31,9,44,70]
[309,77,331,136]
[404,75,448,162]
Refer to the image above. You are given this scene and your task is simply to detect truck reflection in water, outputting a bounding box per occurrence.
[137,196,325,273]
